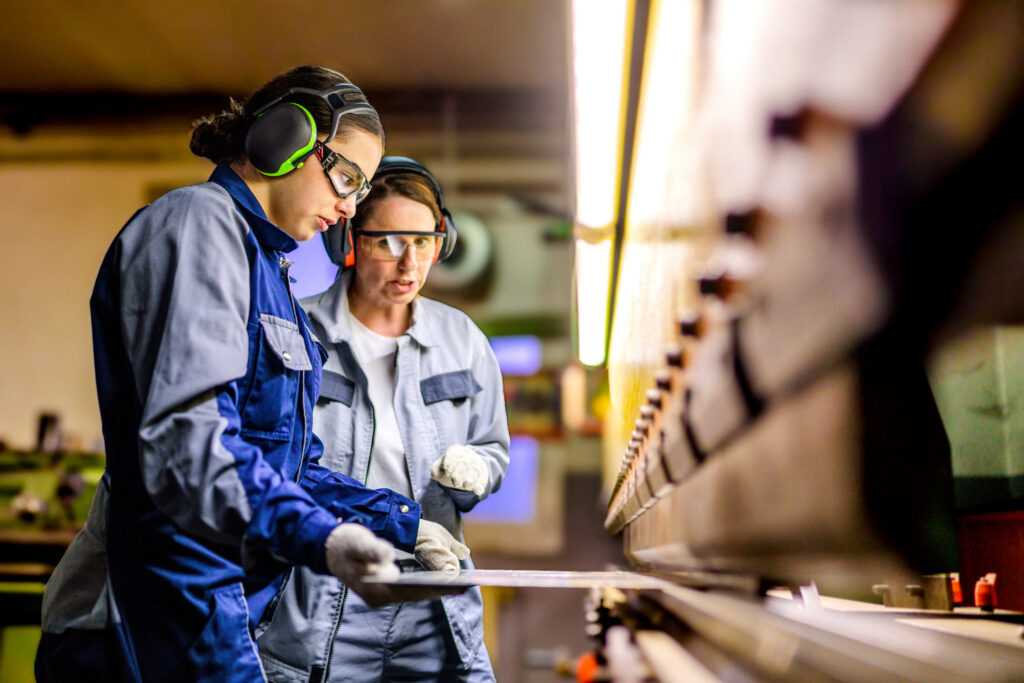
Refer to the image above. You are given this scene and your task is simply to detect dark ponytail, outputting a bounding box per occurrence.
[189,65,384,165]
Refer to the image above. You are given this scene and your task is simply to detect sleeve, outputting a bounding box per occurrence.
[447,326,512,512]
[124,191,336,574]
[300,458,421,554]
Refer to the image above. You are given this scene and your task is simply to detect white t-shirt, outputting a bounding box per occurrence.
[345,309,414,501]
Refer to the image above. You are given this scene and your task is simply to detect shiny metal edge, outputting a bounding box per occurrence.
[362,568,672,589]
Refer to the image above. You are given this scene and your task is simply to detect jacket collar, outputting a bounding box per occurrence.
[210,165,297,253]
[307,269,438,348]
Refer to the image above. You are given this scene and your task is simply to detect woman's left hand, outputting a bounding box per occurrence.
[415,519,470,572]
[430,445,489,496]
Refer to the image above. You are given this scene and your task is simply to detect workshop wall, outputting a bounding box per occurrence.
[0,150,210,450]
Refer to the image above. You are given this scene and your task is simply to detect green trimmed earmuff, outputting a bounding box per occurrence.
[244,102,317,176]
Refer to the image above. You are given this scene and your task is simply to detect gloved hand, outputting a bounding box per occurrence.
[325,523,399,588]
[415,519,469,573]
[430,445,488,496]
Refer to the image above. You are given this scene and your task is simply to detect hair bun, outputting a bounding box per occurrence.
[189,98,247,165]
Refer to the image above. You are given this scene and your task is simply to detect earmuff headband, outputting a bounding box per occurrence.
[246,83,379,178]
[369,156,452,229]
[250,83,376,143]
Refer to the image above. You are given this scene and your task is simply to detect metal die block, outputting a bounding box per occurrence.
[644,435,671,499]
[607,488,625,523]
[607,492,625,533]
[605,507,625,535]
[623,469,640,520]
[660,392,699,483]
[623,492,641,524]
[740,180,888,401]
[634,453,654,511]
[623,362,902,586]
[685,326,750,455]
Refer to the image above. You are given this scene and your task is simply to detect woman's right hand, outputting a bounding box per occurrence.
[324,523,398,585]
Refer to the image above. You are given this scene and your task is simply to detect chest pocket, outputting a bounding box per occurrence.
[319,370,355,406]
[314,370,356,472]
[421,369,483,450]
[260,314,312,370]
[420,369,483,405]
[239,314,310,441]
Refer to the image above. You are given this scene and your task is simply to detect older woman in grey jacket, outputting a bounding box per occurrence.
[256,156,510,682]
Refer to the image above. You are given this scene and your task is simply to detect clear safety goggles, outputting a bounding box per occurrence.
[313,141,372,204]
[356,230,445,262]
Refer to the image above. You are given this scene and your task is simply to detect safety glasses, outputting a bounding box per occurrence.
[355,230,445,262]
[313,142,372,204]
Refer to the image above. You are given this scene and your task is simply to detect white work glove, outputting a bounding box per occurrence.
[325,523,399,589]
[327,523,466,607]
[415,519,470,573]
[430,445,488,496]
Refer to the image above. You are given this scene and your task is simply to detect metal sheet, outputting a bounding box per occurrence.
[364,569,670,589]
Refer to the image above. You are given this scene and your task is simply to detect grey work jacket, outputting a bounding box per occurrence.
[257,270,510,681]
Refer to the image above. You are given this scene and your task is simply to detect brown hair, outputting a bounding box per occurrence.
[353,172,443,230]
[189,65,384,165]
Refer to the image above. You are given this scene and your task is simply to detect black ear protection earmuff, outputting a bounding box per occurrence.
[323,156,458,270]
[244,83,376,177]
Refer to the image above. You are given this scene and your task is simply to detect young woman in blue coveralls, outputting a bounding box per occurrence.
[34,66,468,683]
[256,158,510,682]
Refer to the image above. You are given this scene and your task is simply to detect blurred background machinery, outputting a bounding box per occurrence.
[582,0,1024,680]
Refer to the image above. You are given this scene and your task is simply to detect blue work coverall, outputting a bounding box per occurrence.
[36,166,420,682]
[256,270,510,682]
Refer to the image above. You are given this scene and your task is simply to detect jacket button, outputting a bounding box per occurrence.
[400,505,410,514]
[283,352,292,361]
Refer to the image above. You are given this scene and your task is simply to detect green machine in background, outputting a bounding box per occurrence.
[0,449,104,680]
[0,449,104,528]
